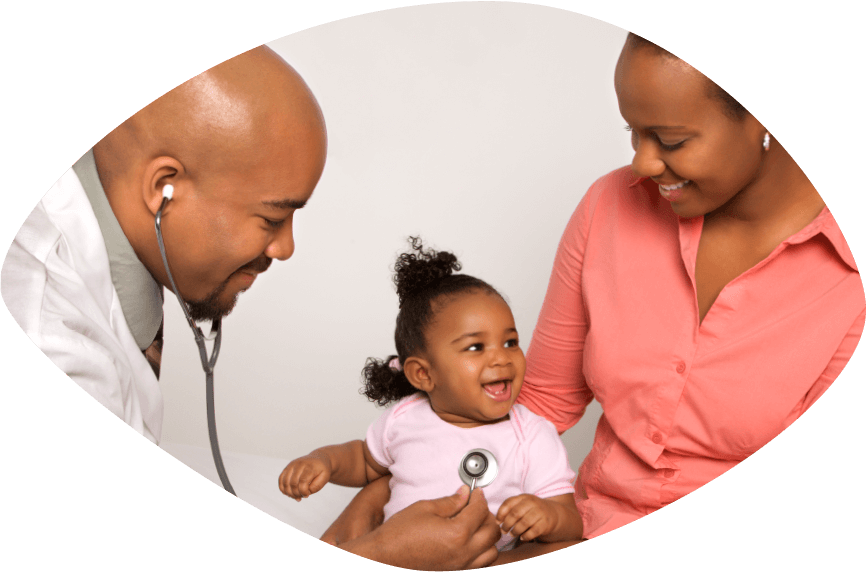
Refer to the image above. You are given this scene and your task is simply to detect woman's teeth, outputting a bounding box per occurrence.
[659,180,689,191]
[658,180,689,201]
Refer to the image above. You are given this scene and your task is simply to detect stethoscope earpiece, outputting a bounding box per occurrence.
[458,448,498,491]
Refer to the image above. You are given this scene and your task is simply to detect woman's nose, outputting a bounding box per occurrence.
[630,139,666,179]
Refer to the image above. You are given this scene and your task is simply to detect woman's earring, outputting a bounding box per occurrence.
[763,132,770,151]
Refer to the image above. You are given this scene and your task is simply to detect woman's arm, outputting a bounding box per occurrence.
[490,539,582,566]
[517,182,608,433]
[320,476,391,546]
[799,308,865,413]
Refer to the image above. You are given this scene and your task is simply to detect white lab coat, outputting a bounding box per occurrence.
[1,168,163,442]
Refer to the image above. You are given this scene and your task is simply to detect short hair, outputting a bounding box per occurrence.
[625,32,749,121]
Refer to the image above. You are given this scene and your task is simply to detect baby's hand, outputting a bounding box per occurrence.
[496,494,559,542]
[279,453,332,501]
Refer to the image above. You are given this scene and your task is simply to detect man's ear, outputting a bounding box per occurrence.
[404,356,435,393]
[141,156,186,217]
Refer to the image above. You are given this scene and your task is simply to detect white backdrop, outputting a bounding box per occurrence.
[158,3,625,470]
[4,2,863,554]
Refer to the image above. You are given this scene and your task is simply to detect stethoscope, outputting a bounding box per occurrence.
[155,183,497,500]
[155,184,236,495]
[458,448,498,493]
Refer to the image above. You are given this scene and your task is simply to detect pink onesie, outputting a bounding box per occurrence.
[365,393,577,550]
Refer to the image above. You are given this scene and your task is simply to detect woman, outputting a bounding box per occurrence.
[515,32,864,540]
[322,33,865,567]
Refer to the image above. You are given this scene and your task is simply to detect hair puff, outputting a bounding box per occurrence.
[394,236,462,308]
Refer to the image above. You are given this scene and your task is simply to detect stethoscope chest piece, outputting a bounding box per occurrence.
[458,448,498,490]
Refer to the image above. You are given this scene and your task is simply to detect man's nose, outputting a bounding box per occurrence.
[265,221,296,261]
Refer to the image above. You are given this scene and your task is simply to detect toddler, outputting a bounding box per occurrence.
[279,238,582,550]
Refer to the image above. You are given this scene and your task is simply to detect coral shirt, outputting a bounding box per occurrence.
[517,166,865,539]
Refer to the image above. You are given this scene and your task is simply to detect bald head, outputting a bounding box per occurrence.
[98,46,326,188]
[93,46,327,317]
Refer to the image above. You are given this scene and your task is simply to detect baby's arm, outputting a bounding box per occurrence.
[279,440,389,501]
[496,493,583,543]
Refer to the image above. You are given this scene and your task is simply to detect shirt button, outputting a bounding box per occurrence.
[651,432,663,444]
[663,469,675,478]
[675,362,686,374]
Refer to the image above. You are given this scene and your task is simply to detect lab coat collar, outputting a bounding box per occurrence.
[73,149,163,350]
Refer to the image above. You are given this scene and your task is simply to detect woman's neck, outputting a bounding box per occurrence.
[708,144,825,232]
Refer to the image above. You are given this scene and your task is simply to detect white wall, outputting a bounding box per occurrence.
[157,3,630,471]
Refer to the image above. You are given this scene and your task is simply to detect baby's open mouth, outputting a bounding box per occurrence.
[482,379,512,402]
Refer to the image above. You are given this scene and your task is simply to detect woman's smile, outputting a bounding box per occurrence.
[657,179,690,201]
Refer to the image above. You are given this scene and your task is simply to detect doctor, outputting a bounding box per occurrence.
[0,45,500,569]
[2,46,326,442]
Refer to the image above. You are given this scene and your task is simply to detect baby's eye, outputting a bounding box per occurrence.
[467,343,484,351]
[504,338,520,348]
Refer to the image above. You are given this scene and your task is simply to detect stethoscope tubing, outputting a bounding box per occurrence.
[155,197,235,495]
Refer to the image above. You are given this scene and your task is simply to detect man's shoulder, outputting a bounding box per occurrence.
[1,168,108,332]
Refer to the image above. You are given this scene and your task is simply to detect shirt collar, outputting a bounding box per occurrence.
[629,174,859,272]
[73,149,163,350]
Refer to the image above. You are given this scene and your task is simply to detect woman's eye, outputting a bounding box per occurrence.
[658,139,685,152]
[624,125,638,150]
[627,125,685,152]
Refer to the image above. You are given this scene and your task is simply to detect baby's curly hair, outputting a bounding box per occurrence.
[361,237,500,406]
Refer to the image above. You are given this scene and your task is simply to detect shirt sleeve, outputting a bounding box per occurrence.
[797,307,865,414]
[28,313,159,443]
[365,405,396,469]
[521,412,578,499]
[3,238,160,441]
[517,178,605,434]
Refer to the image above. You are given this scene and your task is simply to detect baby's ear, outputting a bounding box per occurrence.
[403,357,434,393]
